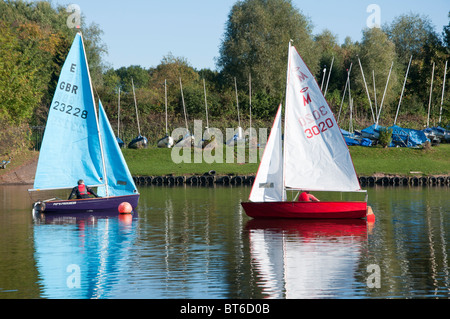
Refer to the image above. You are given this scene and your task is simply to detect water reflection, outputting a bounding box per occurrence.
[367,187,450,298]
[246,219,368,298]
[33,211,137,299]
[0,185,449,299]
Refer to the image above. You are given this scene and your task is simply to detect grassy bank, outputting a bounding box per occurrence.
[123,144,450,177]
[1,144,448,183]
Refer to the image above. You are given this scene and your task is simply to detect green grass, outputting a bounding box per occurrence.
[350,144,450,176]
[123,144,450,177]
[123,146,260,176]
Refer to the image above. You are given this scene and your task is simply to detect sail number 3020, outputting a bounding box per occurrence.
[298,106,334,139]
[53,101,88,119]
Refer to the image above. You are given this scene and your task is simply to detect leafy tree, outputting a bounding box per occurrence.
[0,22,42,124]
[384,13,444,119]
[314,29,347,96]
[217,0,318,97]
[149,53,201,115]
[444,11,450,53]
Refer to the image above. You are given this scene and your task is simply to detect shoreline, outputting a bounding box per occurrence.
[2,172,450,187]
[131,173,450,187]
[1,149,449,187]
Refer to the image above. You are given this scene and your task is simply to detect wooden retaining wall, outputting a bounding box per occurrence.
[132,174,450,187]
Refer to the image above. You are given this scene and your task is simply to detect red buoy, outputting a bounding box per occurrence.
[118,202,133,214]
[366,206,375,223]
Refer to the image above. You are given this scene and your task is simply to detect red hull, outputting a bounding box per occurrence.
[241,201,368,219]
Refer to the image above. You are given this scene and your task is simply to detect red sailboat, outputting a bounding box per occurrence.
[241,42,372,220]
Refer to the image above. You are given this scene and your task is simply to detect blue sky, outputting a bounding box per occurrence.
[54,0,449,71]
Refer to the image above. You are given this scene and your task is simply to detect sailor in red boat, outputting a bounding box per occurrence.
[299,191,320,202]
[68,179,99,200]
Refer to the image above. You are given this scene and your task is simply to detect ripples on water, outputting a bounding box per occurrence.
[0,185,449,299]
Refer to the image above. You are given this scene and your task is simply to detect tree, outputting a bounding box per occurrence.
[217,0,318,98]
[385,13,446,122]
[314,29,347,96]
[149,53,201,115]
[444,11,450,53]
[0,22,42,124]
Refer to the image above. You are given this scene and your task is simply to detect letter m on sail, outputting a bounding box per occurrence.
[297,71,308,83]
[303,93,312,106]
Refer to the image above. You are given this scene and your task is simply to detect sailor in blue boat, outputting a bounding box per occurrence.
[68,179,100,200]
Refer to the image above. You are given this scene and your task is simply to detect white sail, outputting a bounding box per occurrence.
[249,104,284,202]
[283,44,361,192]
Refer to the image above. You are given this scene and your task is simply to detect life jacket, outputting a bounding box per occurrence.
[78,184,88,196]
[299,192,311,202]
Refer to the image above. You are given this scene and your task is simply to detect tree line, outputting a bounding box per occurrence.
[0,0,449,154]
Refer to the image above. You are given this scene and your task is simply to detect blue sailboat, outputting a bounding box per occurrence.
[29,32,139,213]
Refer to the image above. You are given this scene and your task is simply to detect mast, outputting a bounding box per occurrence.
[180,77,188,131]
[324,56,334,97]
[117,87,121,138]
[80,32,109,196]
[373,70,378,118]
[338,63,352,123]
[394,55,412,126]
[203,78,209,133]
[358,57,376,123]
[320,67,327,91]
[439,60,447,124]
[249,73,252,140]
[234,77,241,128]
[427,62,435,128]
[131,78,141,136]
[165,79,168,134]
[348,69,353,133]
[282,41,293,202]
[376,61,394,125]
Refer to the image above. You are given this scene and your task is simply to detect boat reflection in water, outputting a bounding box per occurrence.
[246,219,368,299]
[32,210,137,299]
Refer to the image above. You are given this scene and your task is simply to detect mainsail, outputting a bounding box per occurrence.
[33,33,104,190]
[283,43,361,192]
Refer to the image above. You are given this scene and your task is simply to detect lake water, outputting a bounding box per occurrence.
[0,184,449,300]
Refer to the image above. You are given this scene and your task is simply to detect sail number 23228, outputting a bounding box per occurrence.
[298,105,334,139]
[53,100,88,119]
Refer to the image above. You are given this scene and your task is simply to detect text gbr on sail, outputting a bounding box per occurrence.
[59,63,79,95]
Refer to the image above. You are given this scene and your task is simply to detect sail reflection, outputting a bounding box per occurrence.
[246,219,368,298]
[33,211,137,299]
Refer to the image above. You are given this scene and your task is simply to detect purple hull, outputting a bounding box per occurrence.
[34,194,139,214]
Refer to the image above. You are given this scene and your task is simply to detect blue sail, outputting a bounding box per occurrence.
[97,100,138,197]
[34,34,103,189]
[33,33,104,190]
